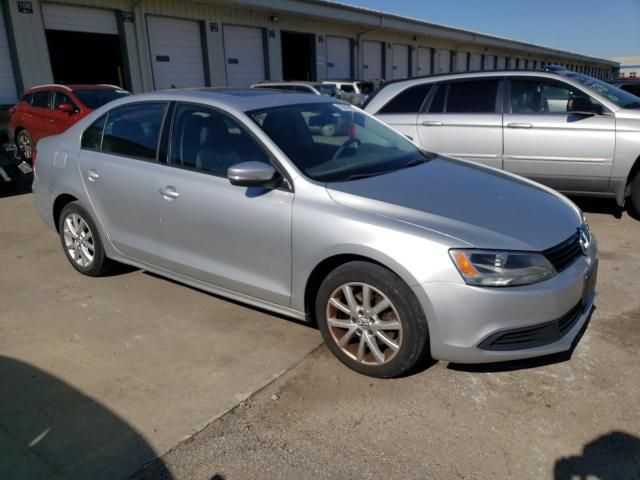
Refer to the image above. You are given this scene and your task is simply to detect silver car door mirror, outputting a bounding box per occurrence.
[227,161,279,188]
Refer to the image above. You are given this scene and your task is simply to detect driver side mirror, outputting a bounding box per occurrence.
[57,103,75,114]
[567,97,604,115]
[227,161,280,188]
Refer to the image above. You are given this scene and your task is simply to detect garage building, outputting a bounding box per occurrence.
[0,0,618,105]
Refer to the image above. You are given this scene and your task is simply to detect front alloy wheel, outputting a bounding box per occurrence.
[326,282,402,365]
[316,261,430,378]
[16,130,32,160]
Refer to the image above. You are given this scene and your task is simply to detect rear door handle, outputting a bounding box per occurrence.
[507,122,533,129]
[159,186,180,200]
[48,118,55,123]
[421,121,443,126]
[87,169,100,182]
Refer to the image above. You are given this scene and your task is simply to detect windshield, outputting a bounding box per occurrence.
[566,73,640,108]
[73,88,130,109]
[314,84,339,97]
[248,102,430,182]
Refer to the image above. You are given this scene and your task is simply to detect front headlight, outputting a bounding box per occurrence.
[449,249,556,287]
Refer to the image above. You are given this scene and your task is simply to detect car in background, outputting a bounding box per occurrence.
[9,84,130,161]
[610,80,640,98]
[322,80,375,106]
[250,81,341,98]
[33,88,597,378]
[364,68,640,214]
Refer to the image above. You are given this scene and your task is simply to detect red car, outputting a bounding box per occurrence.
[9,84,129,161]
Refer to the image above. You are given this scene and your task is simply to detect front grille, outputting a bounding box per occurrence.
[543,232,583,272]
[478,302,583,351]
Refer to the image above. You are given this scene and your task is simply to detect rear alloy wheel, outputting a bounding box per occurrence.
[316,261,430,378]
[58,202,112,276]
[16,130,33,161]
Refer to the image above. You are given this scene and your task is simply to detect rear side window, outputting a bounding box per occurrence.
[446,80,499,113]
[101,103,167,160]
[428,85,446,113]
[31,91,50,109]
[378,84,432,114]
[81,115,106,151]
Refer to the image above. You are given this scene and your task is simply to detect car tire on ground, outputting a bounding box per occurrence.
[315,261,430,378]
[58,202,113,277]
[16,130,33,161]
[629,174,640,218]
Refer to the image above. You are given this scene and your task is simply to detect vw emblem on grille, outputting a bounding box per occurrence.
[578,227,590,255]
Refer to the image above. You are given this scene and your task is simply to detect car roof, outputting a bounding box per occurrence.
[254,81,322,86]
[116,88,339,111]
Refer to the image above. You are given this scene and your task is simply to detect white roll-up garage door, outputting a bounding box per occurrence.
[326,36,351,80]
[484,55,496,70]
[417,47,431,76]
[455,51,468,72]
[392,44,409,79]
[223,25,265,87]
[436,49,451,73]
[0,11,17,105]
[362,40,383,80]
[469,53,482,70]
[147,17,206,89]
[41,4,117,34]
[496,56,506,69]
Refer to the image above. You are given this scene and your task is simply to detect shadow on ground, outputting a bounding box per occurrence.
[0,355,170,480]
[569,196,628,219]
[0,173,32,199]
[555,431,640,479]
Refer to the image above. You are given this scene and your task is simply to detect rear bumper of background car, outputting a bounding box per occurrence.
[413,242,597,364]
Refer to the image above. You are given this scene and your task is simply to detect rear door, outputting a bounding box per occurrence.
[153,103,293,305]
[78,102,169,264]
[503,76,615,192]
[29,90,53,142]
[416,78,504,169]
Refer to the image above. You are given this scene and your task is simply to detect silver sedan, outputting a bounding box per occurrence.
[32,89,598,378]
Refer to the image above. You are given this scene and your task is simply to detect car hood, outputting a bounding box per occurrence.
[326,156,582,251]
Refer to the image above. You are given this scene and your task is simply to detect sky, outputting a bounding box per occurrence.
[340,0,640,60]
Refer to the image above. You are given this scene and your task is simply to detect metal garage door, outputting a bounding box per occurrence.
[392,44,409,79]
[223,25,265,87]
[484,55,496,70]
[436,49,451,73]
[456,51,468,72]
[0,11,17,105]
[417,47,431,76]
[362,40,383,80]
[42,3,118,33]
[469,53,482,70]
[496,56,506,69]
[147,17,206,89]
[326,36,351,79]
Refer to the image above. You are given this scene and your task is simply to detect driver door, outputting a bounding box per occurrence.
[503,77,615,192]
[153,103,294,306]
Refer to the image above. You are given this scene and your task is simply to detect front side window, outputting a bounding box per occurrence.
[31,91,50,109]
[378,84,432,114]
[81,115,106,151]
[101,103,167,160]
[510,79,593,114]
[445,80,499,113]
[249,102,430,182]
[52,91,77,110]
[74,89,130,109]
[169,104,270,177]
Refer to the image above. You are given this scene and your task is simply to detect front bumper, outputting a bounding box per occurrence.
[413,246,597,364]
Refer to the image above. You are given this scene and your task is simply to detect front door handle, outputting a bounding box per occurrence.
[422,120,443,126]
[48,118,55,123]
[159,186,180,200]
[507,122,533,129]
[87,169,100,182]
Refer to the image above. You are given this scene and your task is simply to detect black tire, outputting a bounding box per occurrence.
[16,129,33,162]
[629,175,640,219]
[58,202,113,276]
[315,261,430,378]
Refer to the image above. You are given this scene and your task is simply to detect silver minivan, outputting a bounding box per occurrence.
[364,69,640,213]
